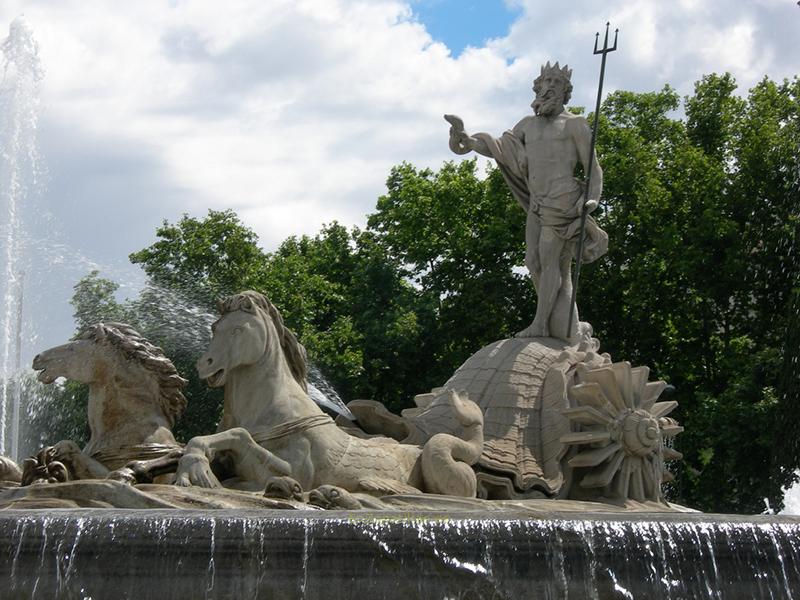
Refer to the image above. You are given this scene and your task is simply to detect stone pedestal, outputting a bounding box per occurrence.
[2,509,799,598]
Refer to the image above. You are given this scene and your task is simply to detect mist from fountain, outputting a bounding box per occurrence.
[0,17,44,460]
[9,269,355,458]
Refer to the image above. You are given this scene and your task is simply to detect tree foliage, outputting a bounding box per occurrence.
[53,270,223,444]
[57,73,798,514]
[368,160,534,383]
[580,74,800,512]
[259,223,434,410]
[129,209,267,305]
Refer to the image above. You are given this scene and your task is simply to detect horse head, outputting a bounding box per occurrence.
[32,323,188,428]
[198,291,308,391]
[32,326,109,385]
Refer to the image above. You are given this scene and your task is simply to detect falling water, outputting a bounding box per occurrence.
[308,365,356,420]
[0,17,44,459]
[1,509,799,598]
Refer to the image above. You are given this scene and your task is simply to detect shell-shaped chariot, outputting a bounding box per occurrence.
[343,335,681,503]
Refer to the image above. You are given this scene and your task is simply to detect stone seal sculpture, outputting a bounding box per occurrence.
[446,61,608,342]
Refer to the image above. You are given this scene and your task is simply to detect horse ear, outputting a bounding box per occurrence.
[92,324,106,342]
[242,297,255,313]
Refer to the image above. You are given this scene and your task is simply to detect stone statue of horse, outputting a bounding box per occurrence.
[175,291,484,497]
[31,323,187,480]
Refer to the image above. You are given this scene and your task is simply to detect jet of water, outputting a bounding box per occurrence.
[0,17,44,459]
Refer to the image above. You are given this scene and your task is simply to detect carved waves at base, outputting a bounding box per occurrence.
[442,336,610,499]
[0,477,695,512]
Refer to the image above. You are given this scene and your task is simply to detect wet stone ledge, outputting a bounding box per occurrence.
[1,509,799,599]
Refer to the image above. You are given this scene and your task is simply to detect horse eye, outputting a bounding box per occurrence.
[330,490,339,497]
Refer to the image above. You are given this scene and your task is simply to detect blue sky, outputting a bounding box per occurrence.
[412,0,521,56]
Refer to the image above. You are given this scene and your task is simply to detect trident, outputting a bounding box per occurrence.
[565,22,618,340]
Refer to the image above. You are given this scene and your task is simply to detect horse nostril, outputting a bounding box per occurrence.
[206,357,213,366]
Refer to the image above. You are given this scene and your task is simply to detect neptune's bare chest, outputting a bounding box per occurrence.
[524,117,570,142]
[519,118,578,168]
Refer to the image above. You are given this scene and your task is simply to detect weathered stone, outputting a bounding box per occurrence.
[442,336,609,498]
[560,361,682,503]
[30,323,186,480]
[177,291,485,498]
[447,62,608,341]
[0,455,21,485]
[1,509,798,599]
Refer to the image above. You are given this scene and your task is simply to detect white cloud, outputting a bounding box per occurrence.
[5,0,793,250]
[0,0,797,354]
[504,0,798,104]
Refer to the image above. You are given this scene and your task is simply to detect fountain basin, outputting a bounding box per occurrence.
[1,509,798,599]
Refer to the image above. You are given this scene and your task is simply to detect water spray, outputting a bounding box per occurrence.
[0,17,43,458]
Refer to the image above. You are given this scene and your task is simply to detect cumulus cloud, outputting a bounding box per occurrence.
[0,0,796,354]
[500,0,797,106]
[4,0,794,252]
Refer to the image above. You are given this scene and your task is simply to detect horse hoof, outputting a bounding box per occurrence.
[106,468,137,485]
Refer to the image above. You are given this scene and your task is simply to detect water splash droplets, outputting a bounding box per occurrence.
[0,16,44,459]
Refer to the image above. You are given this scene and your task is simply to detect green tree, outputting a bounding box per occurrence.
[65,271,225,443]
[70,270,129,332]
[367,160,533,381]
[18,374,90,459]
[21,272,131,456]
[734,77,800,488]
[127,213,433,413]
[129,209,268,306]
[579,74,800,512]
[260,223,434,411]
[124,210,277,437]
[46,74,799,515]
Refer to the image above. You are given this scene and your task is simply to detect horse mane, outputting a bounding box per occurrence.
[0,455,21,482]
[80,322,188,426]
[217,291,309,392]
